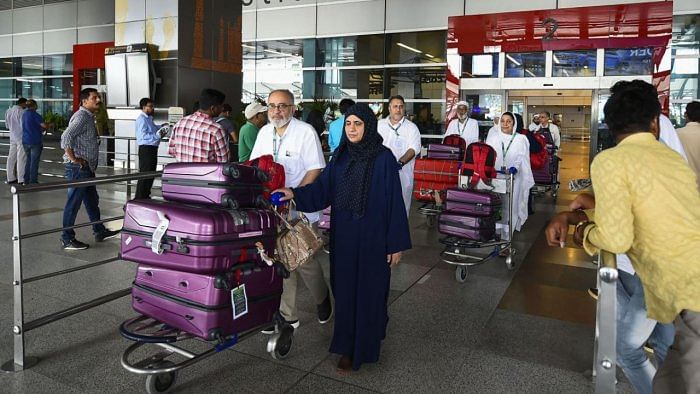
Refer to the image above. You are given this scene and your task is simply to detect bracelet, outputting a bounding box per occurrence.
[574,220,591,235]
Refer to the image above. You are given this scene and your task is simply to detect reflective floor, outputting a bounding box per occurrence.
[0,138,634,393]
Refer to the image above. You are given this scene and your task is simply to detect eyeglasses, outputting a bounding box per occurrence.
[268,103,293,111]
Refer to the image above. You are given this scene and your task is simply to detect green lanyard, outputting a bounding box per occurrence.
[501,132,517,162]
[272,131,286,161]
[457,119,467,136]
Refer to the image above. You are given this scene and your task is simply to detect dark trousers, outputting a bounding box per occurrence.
[135,145,158,199]
[23,143,43,184]
[62,163,106,242]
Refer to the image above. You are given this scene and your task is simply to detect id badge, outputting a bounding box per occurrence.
[231,284,248,320]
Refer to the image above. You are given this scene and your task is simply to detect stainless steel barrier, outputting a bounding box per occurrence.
[1,171,162,373]
[593,251,618,393]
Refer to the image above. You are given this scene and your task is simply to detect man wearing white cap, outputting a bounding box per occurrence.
[444,101,479,144]
[238,102,267,162]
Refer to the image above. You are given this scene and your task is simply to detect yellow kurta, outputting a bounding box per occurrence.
[582,132,700,323]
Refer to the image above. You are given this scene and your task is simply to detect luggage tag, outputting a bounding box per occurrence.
[231,284,248,320]
[151,211,170,255]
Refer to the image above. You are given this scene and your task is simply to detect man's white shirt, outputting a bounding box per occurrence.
[377,117,422,214]
[250,117,325,221]
[444,117,479,145]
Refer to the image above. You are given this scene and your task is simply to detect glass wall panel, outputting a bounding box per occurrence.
[315,34,384,67]
[17,56,44,76]
[44,77,72,99]
[386,30,446,65]
[604,48,654,76]
[0,58,12,77]
[387,67,445,100]
[552,50,596,77]
[243,40,305,101]
[403,102,445,134]
[505,52,545,78]
[462,53,498,78]
[44,54,73,75]
[0,79,14,98]
[41,100,73,119]
[15,78,44,98]
[312,68,384,100]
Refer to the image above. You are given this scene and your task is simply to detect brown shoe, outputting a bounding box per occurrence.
[337,355,352,373]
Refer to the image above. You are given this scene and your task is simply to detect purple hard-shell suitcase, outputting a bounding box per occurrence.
[131,264,281,340]
[533,154,559,184]
[444,188,502,217]
[426,144,461,160]
[437,211,496,241]
[161,162,267,209]
[121,199,277,274]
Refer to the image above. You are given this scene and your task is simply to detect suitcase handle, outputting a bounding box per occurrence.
[178,281,188,288]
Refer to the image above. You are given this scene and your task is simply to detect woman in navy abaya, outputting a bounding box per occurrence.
[273,103,411,372]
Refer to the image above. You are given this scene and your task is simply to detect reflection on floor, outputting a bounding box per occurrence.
[0,138,633,393]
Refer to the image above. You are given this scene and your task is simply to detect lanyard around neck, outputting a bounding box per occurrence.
[457,119,468,136]
[389,118,404,136]
[501,132,517,162]
[273,130,286,161]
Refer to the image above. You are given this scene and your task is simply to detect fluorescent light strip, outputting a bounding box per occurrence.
[525,69,536,77]
[263,49,292,57]
[552,54,561,64]
[506,54,521,66]
[242,44,256,49]
[397,42,422,54]
[425,53,435,59]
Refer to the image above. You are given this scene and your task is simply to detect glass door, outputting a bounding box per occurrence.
[590,89,611,163]
[460,89,505,139]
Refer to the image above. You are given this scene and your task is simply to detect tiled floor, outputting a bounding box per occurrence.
[0,138,633,393]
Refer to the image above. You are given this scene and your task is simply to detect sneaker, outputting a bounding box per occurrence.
[95,229,121,242]
[317,294,333,324]
[643,343,654,354]
[261,319,299,335]
[5,180,17,185]
[62,239,89,250]
[588,288,599,300]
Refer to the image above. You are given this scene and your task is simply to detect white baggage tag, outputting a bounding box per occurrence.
[151,211,170,255]
[231,284,248,320]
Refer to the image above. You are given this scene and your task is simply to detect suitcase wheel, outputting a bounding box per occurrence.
[223,164,240,179]
[145,360,177,394]
[268,324,294,360]
[222,195,239,210]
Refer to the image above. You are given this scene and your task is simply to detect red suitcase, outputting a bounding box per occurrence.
[437,211,496,241]
[161,162,267,209]
[413,180,453,203]
[414,159,460,184]
[444,188,502,217]
[132,264,282,340]
[121,199,277,274]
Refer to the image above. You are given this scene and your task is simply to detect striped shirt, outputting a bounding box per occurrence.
[61,106,100,172]
[168,111,229,162]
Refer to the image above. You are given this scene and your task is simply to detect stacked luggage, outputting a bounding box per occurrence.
[437,188,502,242]
[413,135,465,204]
[121,162,284,341]
[533,146,560,185]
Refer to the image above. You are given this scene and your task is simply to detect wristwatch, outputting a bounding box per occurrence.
[397,160,404,168]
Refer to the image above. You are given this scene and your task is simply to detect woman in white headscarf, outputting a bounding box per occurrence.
[485,112,535,242]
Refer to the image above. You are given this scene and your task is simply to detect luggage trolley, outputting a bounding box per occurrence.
[439,168,517,283]
[119,313,294,393]
[532,146,561,199]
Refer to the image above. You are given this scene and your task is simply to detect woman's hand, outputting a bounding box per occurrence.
[387,251,402,267]
[272,187,294,202]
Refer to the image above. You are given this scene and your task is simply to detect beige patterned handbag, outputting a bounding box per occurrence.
[273,203,324,272]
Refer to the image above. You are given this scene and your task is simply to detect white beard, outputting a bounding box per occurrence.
[270,116,291,129]
[458,114,467,122]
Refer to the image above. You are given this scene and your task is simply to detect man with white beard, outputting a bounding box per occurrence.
[444,100,479,145]
[249,89,333,334]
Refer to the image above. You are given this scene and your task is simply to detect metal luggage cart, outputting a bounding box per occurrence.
[532,146,561,199]
[439,170,517,283]
[418,202,444,227]
[119,313,294,393]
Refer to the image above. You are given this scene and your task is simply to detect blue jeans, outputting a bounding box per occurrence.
[61,163,107,242]
[616,271,675,394]
[23,143,42,184]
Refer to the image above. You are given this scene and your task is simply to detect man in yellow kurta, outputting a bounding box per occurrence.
[545,80,700,393]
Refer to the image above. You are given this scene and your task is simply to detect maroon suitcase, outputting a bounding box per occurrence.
[161,162,267,209]
[445,188,502,217]
[437,211,496,241]
[132,264,282,340]
[426,144,461,160]
[121,199,277,274]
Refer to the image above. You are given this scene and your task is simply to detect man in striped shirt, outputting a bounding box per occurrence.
[60,88,120,250]
[168,89,229,163]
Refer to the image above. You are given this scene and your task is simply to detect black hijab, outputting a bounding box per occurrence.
[334,103,386,218]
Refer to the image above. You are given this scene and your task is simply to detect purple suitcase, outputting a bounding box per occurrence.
[445,188,502,217]
[121,199,277,274]
[161,162,267,209]
[437,211,496,241]
[533,154,557,184]
[132,264,282,340]
[426,144,461,160]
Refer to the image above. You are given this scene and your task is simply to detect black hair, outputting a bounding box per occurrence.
[199,89,225,110]
[17,98,27,105]
[305,109,325,137]
[26,99,37,108]
[686,101,700,123]
[539,110,551,118]
[222,103,233,113]
[269,89,294,104]
[388,95,405,105]
[604,80,660,136]
[501,111,515,124]
[79,87,98,103]
[139,97,153,109]
[339,99,355,115]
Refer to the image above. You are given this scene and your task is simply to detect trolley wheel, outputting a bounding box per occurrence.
[425,215,436,228]
[145,361,177,394]
[455,266,468,283]
[505,256,515,271]
[267,324,294,360]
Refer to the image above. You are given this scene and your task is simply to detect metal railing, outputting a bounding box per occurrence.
[1,171,162,373]
[592,251,618,393]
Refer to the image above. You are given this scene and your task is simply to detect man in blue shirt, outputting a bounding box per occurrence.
[135,97,168,199]
[21,99,48,184]
[328,98,355,153]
